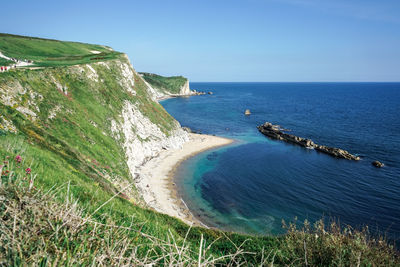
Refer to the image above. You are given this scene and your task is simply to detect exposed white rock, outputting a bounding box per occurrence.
[48,105,62,120]
[119,101,188,180]
[102,46,114,51]
[86,64,99,82]
[141,78,165,101]
[50,75,68,95]
[90,120,98,128]
[116,57,136,95]
[0,115,17,133]
[95,61,111,70]
[16,106,37,119]
[179,80,191,95]
[0,81,38,120]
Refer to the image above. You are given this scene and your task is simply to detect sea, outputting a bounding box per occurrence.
[161,82,400,242]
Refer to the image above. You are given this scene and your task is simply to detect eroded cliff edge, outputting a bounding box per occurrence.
[0,52,189,205]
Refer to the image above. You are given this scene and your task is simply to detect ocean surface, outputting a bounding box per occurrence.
[161,83,400,241]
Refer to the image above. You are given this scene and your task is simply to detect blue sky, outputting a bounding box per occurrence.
[1,0,399,81]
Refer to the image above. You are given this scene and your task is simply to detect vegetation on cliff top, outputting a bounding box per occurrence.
[0,57,13,66]
[0,34,398,266]
[139,72,188,95]
[0,33,122,67]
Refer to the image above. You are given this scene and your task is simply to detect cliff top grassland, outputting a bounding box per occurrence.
[0,33,399,266]
[0,33,122,67]
[0,57,13,66]
[140,72,188,95]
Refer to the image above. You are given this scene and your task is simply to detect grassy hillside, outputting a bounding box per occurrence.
[0,33,122,67]
[0,34,398,266]
[0,57,13,66]
[140,72,188,95]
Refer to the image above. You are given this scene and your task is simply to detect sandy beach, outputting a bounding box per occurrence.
[136,133,233,225]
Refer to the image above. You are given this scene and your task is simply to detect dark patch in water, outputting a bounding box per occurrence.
[206,152,219,161]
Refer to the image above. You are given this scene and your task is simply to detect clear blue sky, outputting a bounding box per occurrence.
[1,0,400,81]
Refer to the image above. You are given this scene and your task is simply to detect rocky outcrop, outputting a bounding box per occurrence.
[182,126,192,133]
[372,161,384,168]
[257,122,360,161]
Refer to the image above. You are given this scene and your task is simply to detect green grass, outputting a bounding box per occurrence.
[0,148,398,266]
[0,33,122,67]
[0,34,398,265]
[0,57,13,66]
[139,72,188,95]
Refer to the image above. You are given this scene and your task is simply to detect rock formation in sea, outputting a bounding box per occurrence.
[372,160,384,168]
[257,122,360,160]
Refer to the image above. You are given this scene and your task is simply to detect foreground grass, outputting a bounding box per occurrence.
[0,149,398,266]
[140,72,188,95]
[0,160,255,266]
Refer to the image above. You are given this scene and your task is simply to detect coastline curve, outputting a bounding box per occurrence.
[136,133,234,225]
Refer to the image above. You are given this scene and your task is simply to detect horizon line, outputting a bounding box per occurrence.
[190,81,400,83]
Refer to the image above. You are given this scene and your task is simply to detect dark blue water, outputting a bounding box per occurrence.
[161,83,400,240]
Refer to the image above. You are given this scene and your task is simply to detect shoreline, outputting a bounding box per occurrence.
[136,133,234,225]
[157,92,208,102]
[157,94,193,102]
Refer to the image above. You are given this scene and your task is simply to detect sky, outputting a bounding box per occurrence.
[1,0,400,82]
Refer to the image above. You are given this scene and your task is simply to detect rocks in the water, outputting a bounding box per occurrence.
[182,126,192,133]
[245,109,251,115]
[182,126,201,134]
[191,90,206,96]
[257,122,360,161]
[191,90,213,95]
[372,161,384,168]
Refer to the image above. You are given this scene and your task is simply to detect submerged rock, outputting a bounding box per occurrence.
[372,161,384,168]
[257,122,360,161]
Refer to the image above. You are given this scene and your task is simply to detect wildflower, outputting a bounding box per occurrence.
[25,168,31,174]
[15,155,22,163]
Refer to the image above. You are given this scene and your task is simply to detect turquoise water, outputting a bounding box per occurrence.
[161,83,400,240]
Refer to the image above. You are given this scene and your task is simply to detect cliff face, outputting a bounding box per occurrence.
[0,53,188,203]
[139,72,192,99]
[179,80,191,95]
